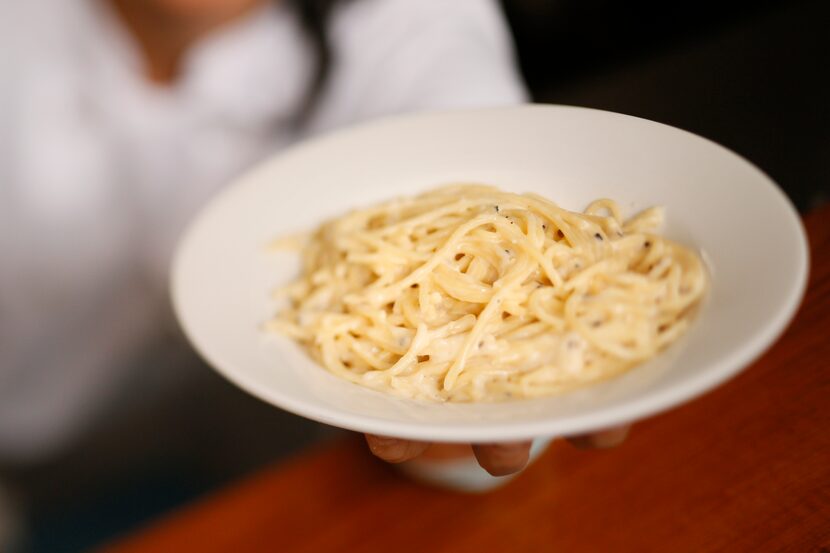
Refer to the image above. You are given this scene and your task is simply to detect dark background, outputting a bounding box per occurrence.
[501,0,829,211]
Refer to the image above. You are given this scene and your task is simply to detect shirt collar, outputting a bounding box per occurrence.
[78,0,311,131]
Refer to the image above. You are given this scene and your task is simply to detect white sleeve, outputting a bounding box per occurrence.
[308,0,528,133]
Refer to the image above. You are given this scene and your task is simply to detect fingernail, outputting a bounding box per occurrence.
[365,435,414,463]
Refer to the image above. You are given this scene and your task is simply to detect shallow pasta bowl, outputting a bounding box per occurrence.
[171,105,808,443]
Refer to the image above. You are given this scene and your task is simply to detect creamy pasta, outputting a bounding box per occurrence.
[267,185,706,402]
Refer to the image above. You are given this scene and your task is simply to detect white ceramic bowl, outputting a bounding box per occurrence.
[172,105,808,443]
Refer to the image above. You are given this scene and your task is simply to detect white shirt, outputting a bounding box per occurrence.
[0,0,526,460]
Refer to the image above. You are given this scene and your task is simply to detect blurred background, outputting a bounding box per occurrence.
[503,0,829,211]
[1,0,827,551]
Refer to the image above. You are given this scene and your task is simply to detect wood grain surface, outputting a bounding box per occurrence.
[102,205,830,553]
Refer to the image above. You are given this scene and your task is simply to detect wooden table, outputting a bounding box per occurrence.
[103,206,830,553]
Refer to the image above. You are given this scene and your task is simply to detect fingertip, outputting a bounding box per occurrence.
[364,434,429,464]
[472,441,532,477]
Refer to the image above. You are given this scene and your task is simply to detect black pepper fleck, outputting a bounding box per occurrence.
[595,233,604,241]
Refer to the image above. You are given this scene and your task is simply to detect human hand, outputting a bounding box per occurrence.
[365,425,630,476]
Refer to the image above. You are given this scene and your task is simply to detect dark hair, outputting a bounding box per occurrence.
[287,0,349,127]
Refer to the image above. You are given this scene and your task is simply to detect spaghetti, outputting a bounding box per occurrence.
[268,185,706,402]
